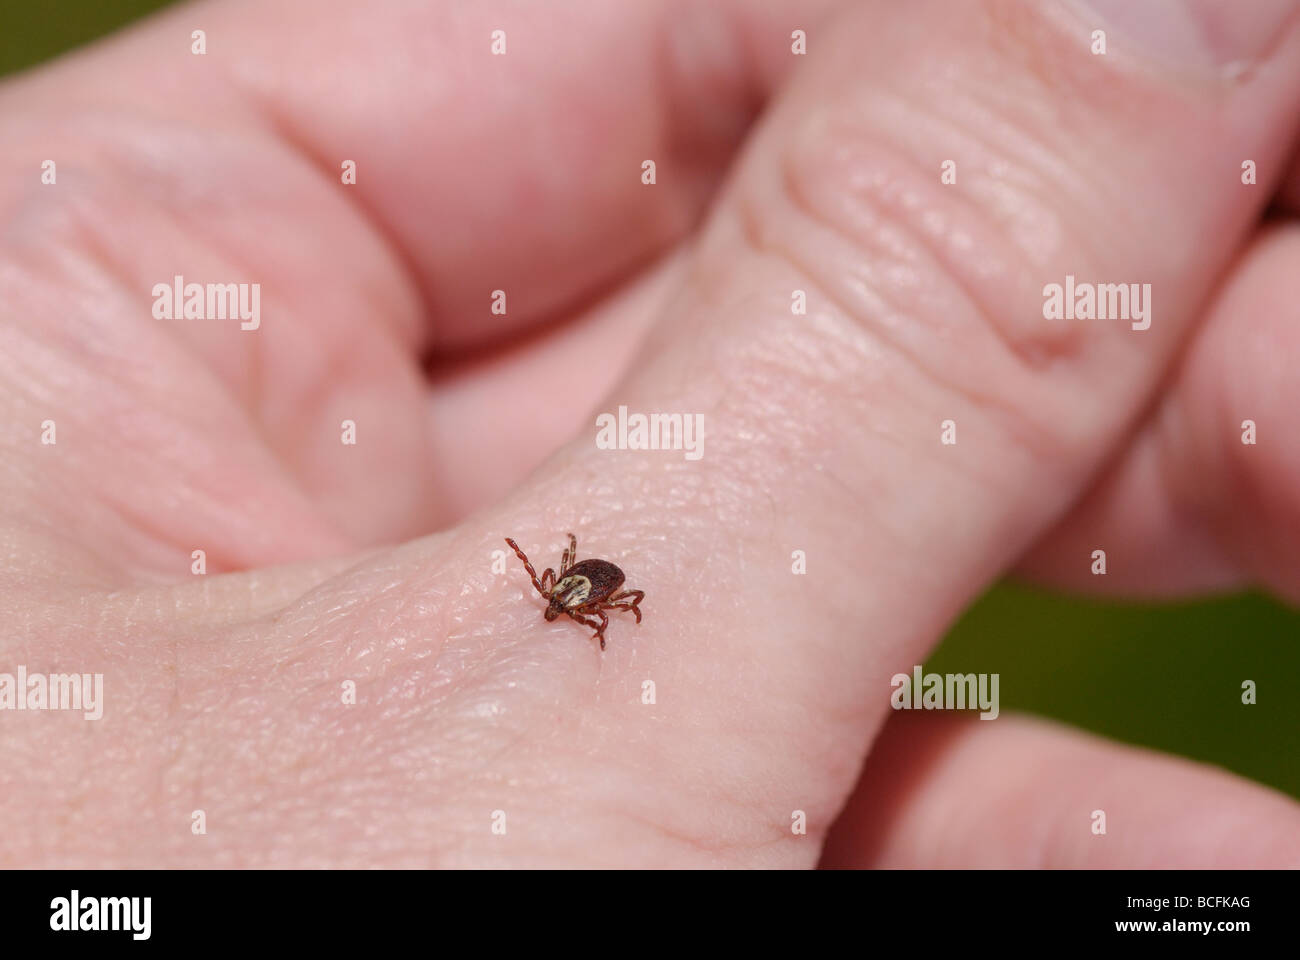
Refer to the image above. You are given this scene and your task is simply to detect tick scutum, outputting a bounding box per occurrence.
[564,559,624,603]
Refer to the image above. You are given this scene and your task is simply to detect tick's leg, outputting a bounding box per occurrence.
[540,568,556,594]
[505,538,546,596]
[607,589,645,623]
[560,533,578,575]
[568,609,608,650]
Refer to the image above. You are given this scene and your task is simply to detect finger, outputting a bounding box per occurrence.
[820,713,1300,867]
[1015,223,1300,601]
[375,0,1300,862]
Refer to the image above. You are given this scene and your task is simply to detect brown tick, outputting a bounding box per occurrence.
[504,534,645,650]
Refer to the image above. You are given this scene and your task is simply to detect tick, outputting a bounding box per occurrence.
[504,533,645,650]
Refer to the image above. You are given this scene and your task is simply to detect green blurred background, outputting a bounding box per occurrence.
[4,1,1296,800]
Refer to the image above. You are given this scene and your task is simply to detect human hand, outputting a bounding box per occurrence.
[3,0,1299,867]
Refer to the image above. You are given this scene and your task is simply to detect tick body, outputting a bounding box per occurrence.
[505,534,645,650]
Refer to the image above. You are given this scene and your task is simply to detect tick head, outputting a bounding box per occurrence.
[544,597,564,621]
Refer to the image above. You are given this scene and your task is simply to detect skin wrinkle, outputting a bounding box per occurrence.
[865,82,1111,279]
[197,22,436,354]
[795,159,1130,493]
[774,117,1083,375]
[953,105,1127,274]
[2,257,144,407]
[1,243,350,578]
[963,4,1209,285]
[733,156,1071,493]
[991,0,1154,103]
[228,99,430,357]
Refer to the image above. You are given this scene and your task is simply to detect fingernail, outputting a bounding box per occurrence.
[1078,0,1299,71]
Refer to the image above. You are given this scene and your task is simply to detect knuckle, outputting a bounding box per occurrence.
[774,101,1093,373]
[721,95,1114,468]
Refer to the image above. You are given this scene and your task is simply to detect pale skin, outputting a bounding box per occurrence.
[3,0,1300,867]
